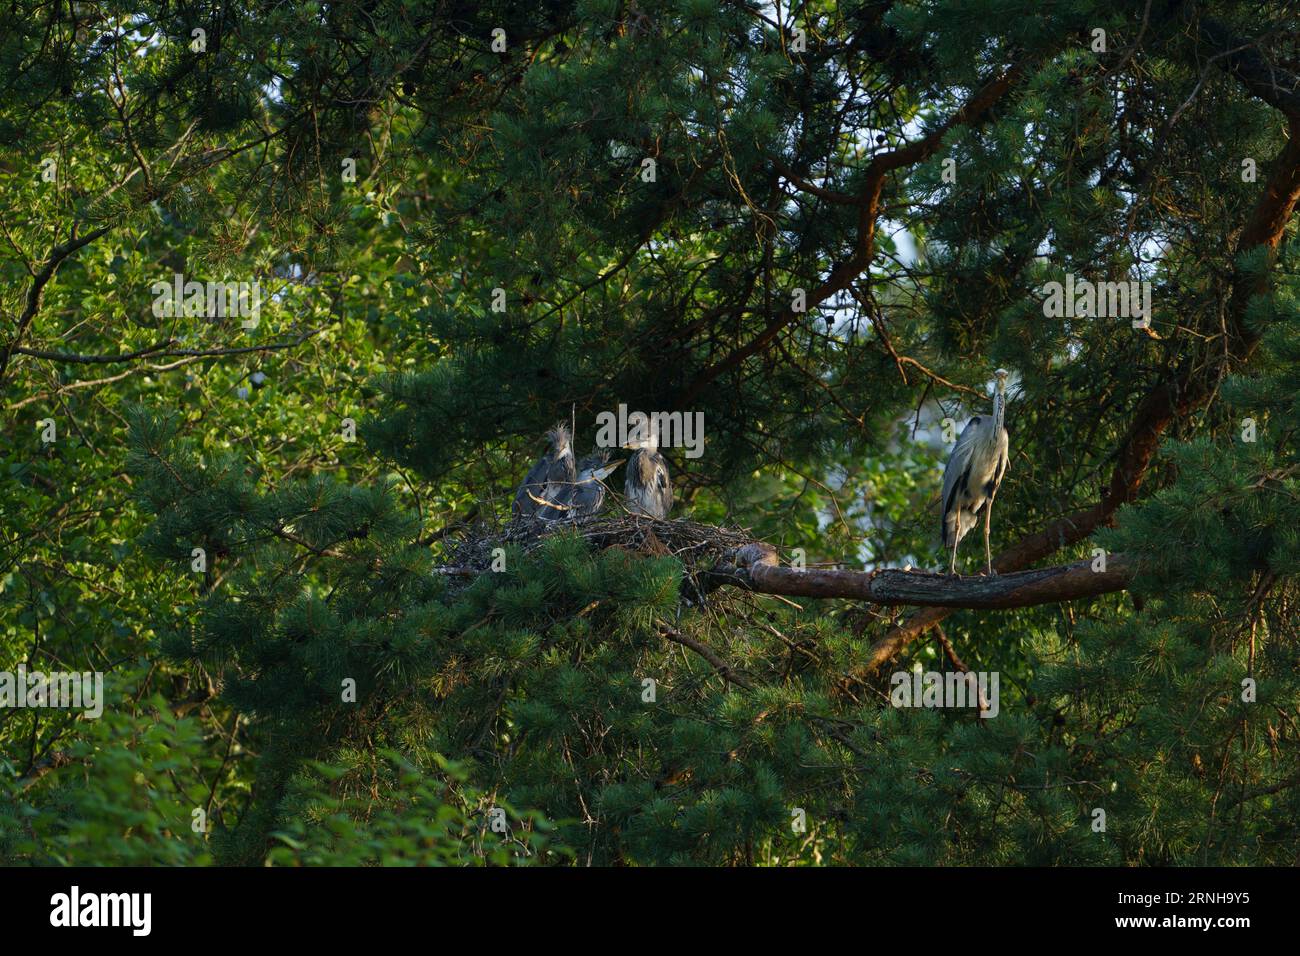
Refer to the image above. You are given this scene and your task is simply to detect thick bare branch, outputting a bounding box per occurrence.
[710,542,1133,610]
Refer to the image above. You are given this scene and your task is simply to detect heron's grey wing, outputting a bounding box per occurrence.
[571,477,605,518]
[652,455,672,518]
[940,417,982,545]
[623,449,641,502]
[990,427,1009,495]
[525,443,577,519]
[626,449,654,514]
[537,477,577,520]
[514,453,553,516]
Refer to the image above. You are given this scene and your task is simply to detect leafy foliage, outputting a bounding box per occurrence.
[2,0,1298,865]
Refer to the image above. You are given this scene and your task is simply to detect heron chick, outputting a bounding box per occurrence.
[513,423,576,519]
[623,427,672,520]
[570,451,624,518]
[940,369,1010,575]
[539,450,625,521]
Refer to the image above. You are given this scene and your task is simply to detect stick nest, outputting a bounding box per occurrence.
[443,512,756,579]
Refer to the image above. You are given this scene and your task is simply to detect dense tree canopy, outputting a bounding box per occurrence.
[2,0,1298,866]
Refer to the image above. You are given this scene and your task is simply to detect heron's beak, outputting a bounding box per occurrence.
[593,460,624,480]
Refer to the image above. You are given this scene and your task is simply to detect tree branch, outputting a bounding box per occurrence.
[10,328,325,364]
[1198,17,1300,120]
[708,542,1132,610]
[658,622,754,689]
[855,22,1300,678]
[0,224,115,385]
[676,61,1028,409]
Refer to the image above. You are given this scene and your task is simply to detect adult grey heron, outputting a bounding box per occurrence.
[940,369,1010,575]
[623,428,672,519]
[513,423,576,519]
[539,450,624,521]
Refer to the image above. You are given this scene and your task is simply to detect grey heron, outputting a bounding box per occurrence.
[940,369,1010,575]
[623,428,672,519]
[539,450,624,521]
[513,423,576,519]
[570,451,624,518]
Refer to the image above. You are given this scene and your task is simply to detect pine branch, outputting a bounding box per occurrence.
[709,542,1133,610]
[856,22,1300,678]
[430,527,1133,611]
[658,623,753,689]
[1198,17,1300,120]
[676,59,1031,408]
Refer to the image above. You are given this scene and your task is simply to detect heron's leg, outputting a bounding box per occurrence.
[983,498,995,575]
[949,505,961,575]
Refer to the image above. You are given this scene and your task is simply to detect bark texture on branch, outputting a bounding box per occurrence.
[708,542,1133,610]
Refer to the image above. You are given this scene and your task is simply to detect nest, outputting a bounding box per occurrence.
[442,512,757,585]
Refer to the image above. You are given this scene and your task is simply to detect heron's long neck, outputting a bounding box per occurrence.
[992,388,1005,432]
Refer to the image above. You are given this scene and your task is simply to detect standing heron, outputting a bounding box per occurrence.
[940,368,1010,575]
[540,450,624,521]
[513,423,576,519]
[623,427,672,519]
